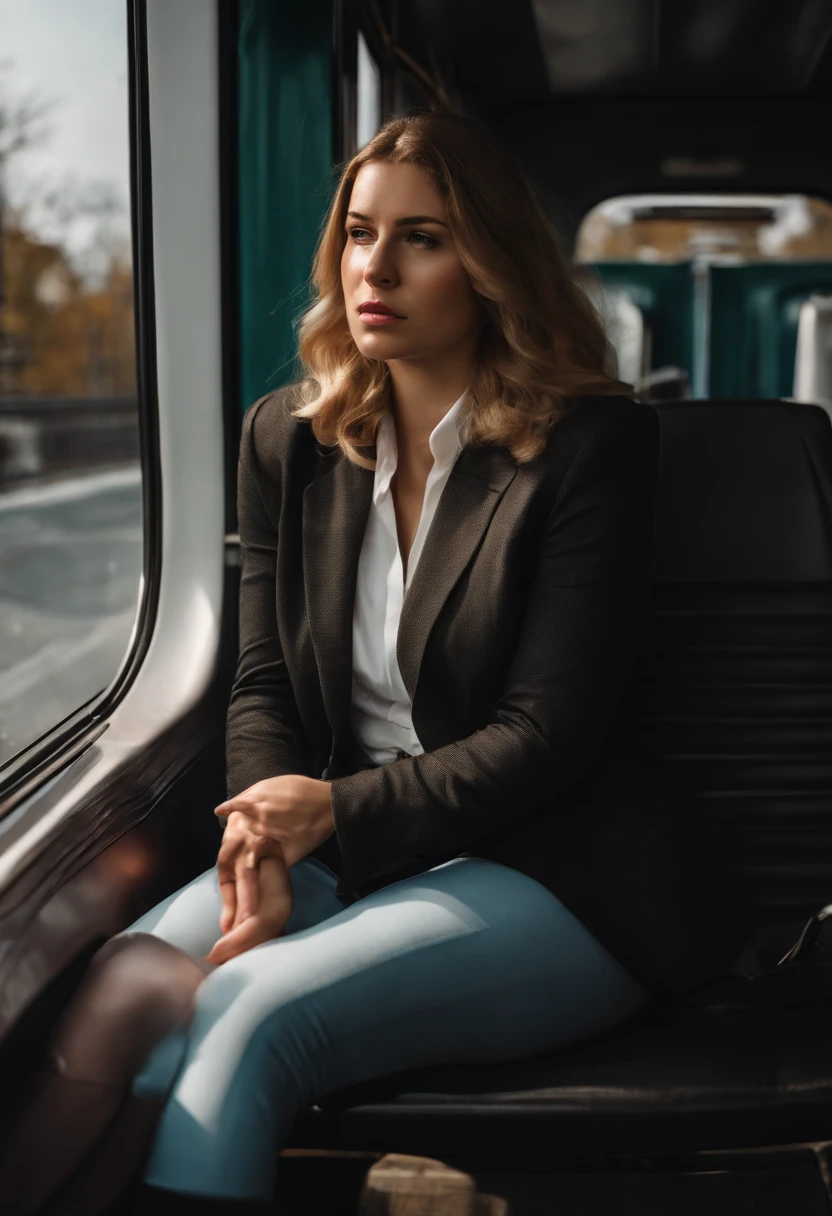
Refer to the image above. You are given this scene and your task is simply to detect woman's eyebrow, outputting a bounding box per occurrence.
[346,210,449,228]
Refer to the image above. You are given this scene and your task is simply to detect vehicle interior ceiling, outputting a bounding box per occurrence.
[400,0,832,237]
[388,0,832,972]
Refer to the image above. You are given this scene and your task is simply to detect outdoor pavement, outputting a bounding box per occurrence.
[0,465,142,766]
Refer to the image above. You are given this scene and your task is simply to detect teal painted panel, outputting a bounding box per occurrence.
[588,262,695,380]
[709,263,832,399]
[238,0,335,412]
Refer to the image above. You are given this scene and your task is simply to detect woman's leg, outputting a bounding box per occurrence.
[4,857,343,1216]
[0,934,209,1216]
[141,857,650,1203]
[125,857,344,1101]
[125,854,344,961]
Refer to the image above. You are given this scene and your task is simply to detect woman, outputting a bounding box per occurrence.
[2,109,747,1215]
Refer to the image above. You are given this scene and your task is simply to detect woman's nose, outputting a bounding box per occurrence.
[364,242,397,286]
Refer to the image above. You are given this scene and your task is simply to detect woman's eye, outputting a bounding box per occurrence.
[346,228,437,249]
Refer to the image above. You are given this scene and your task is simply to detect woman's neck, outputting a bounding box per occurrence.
[385,351,473,457]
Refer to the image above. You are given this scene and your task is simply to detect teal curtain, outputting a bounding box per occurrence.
[589,262,695,385]
[238,0,335,412]
[591,259,832,399]
[709,263,832,399]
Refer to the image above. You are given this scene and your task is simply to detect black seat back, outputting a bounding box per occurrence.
[644,399,832,967]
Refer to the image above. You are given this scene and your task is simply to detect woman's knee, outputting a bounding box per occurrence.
[50,933,210,1087]
[188,947,278,1031]
[186,947,319,1070]
[122,866,223,956]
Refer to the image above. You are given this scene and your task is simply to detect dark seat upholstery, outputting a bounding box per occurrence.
[289,400,832,1162]
[291,998,832,1161]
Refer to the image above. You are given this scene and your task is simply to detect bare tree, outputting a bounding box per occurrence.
[0,58,54,168]
[0,61,55,390]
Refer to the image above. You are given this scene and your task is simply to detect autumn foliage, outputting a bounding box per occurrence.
[1,213,136,398]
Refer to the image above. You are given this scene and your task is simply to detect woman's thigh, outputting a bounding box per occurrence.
[221,855,648,1069]
[141,857,650,1199]
[122,855,345,963]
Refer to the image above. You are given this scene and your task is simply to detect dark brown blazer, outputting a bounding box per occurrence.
[226,383,748,997]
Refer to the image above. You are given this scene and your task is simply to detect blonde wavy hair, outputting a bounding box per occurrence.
[289,108,631,469]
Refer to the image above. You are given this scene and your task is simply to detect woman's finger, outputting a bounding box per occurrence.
[205,915,268,966]
[232,849,260,930]
[216,846,237,936]
[206,859,293,965]
[258,854,289,901]
[221,803,260,830]
[214,793,256,818]
[218,881,237,936]
[207,899,280,966]
[250,858,294,937]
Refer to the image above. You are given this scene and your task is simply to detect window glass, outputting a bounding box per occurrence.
[357,30,381,149]
[0,0,141,767]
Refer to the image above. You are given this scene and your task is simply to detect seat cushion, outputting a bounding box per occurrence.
[288,995,832,1162]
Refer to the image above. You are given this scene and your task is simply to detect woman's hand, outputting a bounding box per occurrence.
[206,854,293,966]
[205,810,293,965]
[214,809,284,934]
[214,775,335,869]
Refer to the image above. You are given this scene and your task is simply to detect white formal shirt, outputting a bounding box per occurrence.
[350,389,467,766]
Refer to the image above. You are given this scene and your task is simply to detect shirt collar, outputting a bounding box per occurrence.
[373,388,467,505]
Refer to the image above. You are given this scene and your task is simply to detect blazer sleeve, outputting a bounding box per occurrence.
[225,396,313,798]
[328,400,661,892]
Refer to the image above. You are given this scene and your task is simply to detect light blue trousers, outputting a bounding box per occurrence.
[124,854,650,1200]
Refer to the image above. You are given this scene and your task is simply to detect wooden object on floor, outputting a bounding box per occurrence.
[359,1155,507,1215]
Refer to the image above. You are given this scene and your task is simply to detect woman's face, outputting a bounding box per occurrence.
[340,160,484,368]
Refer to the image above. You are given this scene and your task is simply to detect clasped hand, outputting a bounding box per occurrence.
[214,774,335,869]
[205,776,335,967]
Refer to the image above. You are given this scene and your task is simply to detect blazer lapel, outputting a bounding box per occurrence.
[396,444,518,703]
[302,453,373,752]
[302,440,519,750]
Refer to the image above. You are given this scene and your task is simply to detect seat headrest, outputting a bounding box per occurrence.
[652,399,832,582]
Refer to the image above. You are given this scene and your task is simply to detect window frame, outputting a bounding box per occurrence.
[0,0,228,923]
[333,0,394,163]
[356,27,382,148]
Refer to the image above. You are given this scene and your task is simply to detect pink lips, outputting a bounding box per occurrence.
[360,312,404,325]
[358,301,405,325]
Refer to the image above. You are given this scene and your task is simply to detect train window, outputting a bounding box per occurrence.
[575,193,832,404]
[357,29,382,148]
[0,2,141,769]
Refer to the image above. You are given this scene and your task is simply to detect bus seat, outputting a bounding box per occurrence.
[286,399,832,1164]
[596,286,651,389]
[793,294,832,419]
[639,364,691,401]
